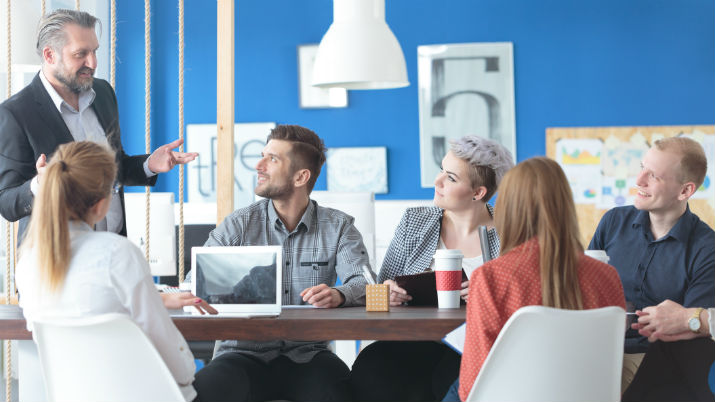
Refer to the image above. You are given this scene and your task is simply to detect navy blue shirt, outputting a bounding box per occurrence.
[589,205,715,353]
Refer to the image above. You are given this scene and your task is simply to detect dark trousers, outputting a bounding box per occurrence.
[193,351,352,402]
[622,338,715,402]
[350,341,461,401]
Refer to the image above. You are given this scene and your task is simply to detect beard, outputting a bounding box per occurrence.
[54,63,94,94]
[255,177,294,200]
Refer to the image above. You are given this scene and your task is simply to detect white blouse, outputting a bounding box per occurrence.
[429,237,484,279]
[16,221,197,402]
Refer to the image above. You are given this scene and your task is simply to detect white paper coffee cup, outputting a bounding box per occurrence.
[585,250,610,264]
[433,249,463,309]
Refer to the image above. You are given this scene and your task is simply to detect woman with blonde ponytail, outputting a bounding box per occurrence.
[451,157,626,402]
[16,141,203,402]
[23,142,116,292]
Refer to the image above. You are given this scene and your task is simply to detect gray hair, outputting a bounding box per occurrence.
[449,136,515,200]
[36,9,100,60]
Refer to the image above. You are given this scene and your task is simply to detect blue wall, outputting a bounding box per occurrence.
[115,0,715,200]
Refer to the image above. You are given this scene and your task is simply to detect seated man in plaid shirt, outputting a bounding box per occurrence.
[187,124,373,402]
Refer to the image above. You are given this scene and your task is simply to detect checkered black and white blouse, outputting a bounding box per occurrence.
[377,205,500,283]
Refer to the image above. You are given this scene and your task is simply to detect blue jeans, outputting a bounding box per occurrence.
[442,378,461,402]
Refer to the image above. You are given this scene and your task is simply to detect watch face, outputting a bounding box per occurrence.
[689,317,701,332]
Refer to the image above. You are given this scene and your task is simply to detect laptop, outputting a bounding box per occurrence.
[184,246,283,317]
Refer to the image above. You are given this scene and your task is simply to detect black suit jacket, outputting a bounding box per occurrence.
[0,73,157,239]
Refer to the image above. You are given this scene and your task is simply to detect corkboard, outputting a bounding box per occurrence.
[546,125,715,245]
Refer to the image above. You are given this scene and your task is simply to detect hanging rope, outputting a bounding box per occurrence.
[178,0,185,282]
[110,0,116,88]
[5,0,12,304]
[144,0,151,263]
[41,0,45,16]
[5,0,12,400]
[75,0,79,10]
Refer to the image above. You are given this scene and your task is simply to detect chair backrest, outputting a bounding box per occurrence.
[310,191,376,267]
[124,192,177,276]
[466,305,625,402]
[373,199,434,271]
[33,313,185,402]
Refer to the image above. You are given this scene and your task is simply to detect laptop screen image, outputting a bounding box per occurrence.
[190,246,283,316]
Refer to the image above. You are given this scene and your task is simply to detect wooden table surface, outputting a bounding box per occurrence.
[0,305,465,341]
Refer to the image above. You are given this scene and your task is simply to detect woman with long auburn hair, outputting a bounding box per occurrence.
[16,141,213,402]
[494,156,585,310]
[448,157,626,401]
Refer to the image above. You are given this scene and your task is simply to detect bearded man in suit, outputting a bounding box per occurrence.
[0,8,197,241]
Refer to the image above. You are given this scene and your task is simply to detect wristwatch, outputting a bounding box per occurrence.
[688,307,704,333]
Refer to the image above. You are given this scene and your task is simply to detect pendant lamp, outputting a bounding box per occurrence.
[312,0,409,90]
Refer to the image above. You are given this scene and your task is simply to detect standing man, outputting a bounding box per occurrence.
[191,125,372,402]
[589,136,715,390]
[0,9,196,241]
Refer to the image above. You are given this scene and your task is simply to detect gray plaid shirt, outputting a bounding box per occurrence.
[202,198,371,363]
[377,205,500,283]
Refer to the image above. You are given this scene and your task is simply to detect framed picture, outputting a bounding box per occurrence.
[417,42,516,187]
[327,147,388,193]
[297,44,348,109]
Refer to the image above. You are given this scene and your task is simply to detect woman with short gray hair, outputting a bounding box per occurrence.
[350,135,514,402]
[449,136,514,202]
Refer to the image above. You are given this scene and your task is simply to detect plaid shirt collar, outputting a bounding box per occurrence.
[266,198,315,234]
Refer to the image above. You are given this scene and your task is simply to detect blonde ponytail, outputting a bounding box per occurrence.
[21,141,116,292]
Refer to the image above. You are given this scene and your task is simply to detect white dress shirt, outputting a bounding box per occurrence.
[709,308,715,341]
[16,221,196,401]
[35,71,156,233]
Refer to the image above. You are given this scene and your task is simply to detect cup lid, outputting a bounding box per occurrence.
[433,249,464,258]
[584,250,609,261]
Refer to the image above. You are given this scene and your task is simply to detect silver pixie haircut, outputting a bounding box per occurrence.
[36,9,100,60]
[449,135,515,189]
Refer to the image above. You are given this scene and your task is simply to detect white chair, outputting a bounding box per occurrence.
[309,191,375,368]
[33,313,184,402]
[373,199,434,271]
[124,192,177,276]
[465,305,625,402]
[310,191,376,269]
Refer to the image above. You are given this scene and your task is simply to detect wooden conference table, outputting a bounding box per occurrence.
[2,304,465,402]
[0,304,466,341]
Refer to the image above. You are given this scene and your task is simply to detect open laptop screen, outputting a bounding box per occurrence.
[191,246,282,314]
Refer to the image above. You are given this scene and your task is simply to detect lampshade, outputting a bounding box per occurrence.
[312,0,409,90]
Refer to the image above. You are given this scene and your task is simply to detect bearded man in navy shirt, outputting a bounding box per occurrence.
[589,136,714,392]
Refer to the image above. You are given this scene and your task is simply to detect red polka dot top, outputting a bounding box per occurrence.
[458,238,626,401]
